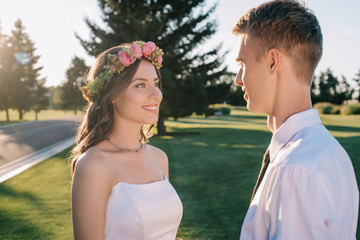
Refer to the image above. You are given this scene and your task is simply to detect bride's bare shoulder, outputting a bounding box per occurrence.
[74,147,114,181]
[146,144,168,162]
[146,144,169,176]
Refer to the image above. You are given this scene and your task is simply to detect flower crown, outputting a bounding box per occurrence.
[82,41,164,102]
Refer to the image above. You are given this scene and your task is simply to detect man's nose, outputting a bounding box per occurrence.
[234,69,243,86]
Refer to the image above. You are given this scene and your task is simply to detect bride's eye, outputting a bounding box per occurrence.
[135,83,145,88]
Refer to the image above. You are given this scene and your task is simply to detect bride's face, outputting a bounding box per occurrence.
[112,59,162,125]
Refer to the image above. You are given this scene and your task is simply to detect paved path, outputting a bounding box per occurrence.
[0,137,76,183]
[0,116,82,168]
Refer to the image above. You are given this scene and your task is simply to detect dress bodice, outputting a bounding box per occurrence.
[104,177,183,240]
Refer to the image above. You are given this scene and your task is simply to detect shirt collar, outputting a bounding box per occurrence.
[268,108,321,162]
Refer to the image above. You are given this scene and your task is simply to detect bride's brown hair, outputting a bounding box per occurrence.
[70,45,161,176]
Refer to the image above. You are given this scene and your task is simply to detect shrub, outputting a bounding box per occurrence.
[342,104,360,115]
[331,106,341,114]
[217,107,231,115]
[313,102,340,114]
[205,108,216,117]
[204,106,231,117]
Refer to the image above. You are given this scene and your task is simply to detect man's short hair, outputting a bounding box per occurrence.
[233,0,323,84]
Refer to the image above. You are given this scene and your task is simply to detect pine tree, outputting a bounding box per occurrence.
[310,75,319,104]
[61,56,88,114]
[314,68,352,105]
[49,86,63,110]
[0,21,16,121]
[336,76,353,104]
[32,78,49,121]
[206,74,235,104]
[76,0,227,134]
[10,19,47,120]
[353,69,360,102]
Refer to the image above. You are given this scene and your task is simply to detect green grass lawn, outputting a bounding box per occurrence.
[0,149,73,239]
[0,106,359,239]
[0,109,81,126]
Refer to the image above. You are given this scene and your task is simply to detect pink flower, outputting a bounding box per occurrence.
[157,56,163,65]
[146,41,157,51]
[142,41,156,56]
[110,65,117,73]
[130,43,143,59]
[118,51,133,66]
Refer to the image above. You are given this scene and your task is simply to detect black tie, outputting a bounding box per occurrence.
[251,148,270,202]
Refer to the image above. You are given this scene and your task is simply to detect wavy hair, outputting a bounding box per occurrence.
[70,45,161,176]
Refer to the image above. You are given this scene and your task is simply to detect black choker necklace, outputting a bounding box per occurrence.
[107,138,143,152]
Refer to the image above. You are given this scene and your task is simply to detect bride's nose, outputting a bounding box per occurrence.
[149,85,162,102]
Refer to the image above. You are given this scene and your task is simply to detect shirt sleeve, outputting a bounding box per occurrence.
[264,165,336,240]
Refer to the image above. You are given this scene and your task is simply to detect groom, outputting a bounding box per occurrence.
[232,0,359,239]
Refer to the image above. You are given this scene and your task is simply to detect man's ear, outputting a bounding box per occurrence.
[266,48,280,71]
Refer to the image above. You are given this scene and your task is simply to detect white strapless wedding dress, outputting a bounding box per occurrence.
[104,176,183,240]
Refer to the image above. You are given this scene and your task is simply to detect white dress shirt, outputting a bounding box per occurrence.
[240,109,359,240]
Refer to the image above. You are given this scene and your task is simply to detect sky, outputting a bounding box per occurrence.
[0,0,359,87]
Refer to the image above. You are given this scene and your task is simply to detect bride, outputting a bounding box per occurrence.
[70,41,183,240]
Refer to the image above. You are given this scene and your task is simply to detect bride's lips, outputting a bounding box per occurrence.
[142,105,159,113]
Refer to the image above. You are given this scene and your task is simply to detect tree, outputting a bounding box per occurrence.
[229,86,246,106]
[353,69,360,102]
[49,86,63,110]
[60,56,88,114]
[9,19,46,120]
[311,68,352,105]
[318,69,339,103]
[310,75,318,104]
[206,73,234,105]
[0,21,16,121]
[76,0,227,134]
[32,78,49,121]
[334,76,353,104]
